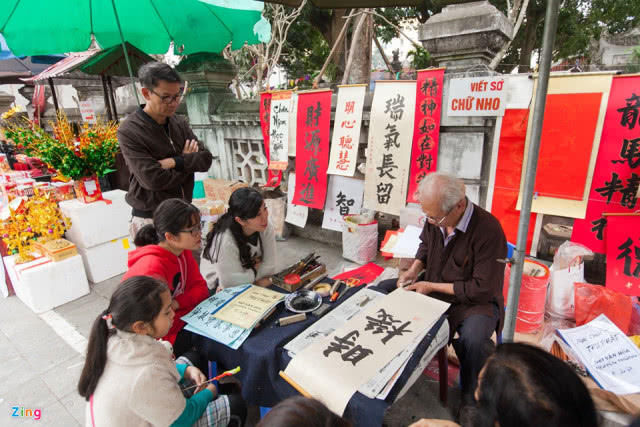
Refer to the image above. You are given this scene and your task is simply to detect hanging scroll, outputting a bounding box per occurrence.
[407,68,444,203]
[363,81,416,216]
[259,92,282,187]
[292,89,332,209]
[606,215,640,296]
[321,175,364,232]
[327,84,366,176]
[269,91,291,171]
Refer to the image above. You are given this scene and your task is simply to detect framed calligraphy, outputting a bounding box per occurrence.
[269,91,292,171]
[259,92,282,187]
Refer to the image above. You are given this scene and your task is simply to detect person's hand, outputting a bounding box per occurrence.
[255,277,272,287]
[158,158,176,169]
[171,299,180,311]
[205,383,218,398]
[405,281,433,295]
[184,366,208,393]
[397,269,418,288]
[409,419,460,427]
[183,139,199,154]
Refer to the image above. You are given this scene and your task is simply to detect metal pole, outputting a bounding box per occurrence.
[107,76,119,123]
[110,0,140,105]
[503,0,560,342]
[47,78,59,114]
[101,75,114,121]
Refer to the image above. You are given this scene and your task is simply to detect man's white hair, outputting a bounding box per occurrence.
[417,172,466,212]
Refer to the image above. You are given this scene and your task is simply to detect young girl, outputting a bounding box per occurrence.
[78,276,245,427]
[123,198,209,357]
[201,187,276,290]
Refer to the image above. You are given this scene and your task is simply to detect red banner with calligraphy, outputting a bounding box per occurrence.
[259,92,282,188]
[571,75,640,253]
[292,90,331,209]
[332,262,385,286]
[606,215,640,296]
[407,68,445,204]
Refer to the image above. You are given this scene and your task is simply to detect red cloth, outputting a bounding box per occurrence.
[123,245,209,344]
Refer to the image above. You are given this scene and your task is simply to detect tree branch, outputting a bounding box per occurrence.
[313,9,357,88]
[489,0,530,70]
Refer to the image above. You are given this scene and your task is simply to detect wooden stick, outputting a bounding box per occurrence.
[602,212,640,216]
[373,34,394,74]
[279,371,312,397]
[313,9,357,89]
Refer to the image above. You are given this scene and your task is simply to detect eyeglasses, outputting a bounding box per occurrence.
[425,206,454,226]
[150,87,184,104]
[179,224,202,236]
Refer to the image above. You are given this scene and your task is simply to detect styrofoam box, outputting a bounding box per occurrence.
[78,236,134,283]
[4,254,90,313]
[59,190,130,249]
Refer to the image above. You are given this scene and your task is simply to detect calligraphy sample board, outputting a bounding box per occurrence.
[517,73,614,218]
[213,285,285,329]
[571,75,640,253]
[605,215,640,296]
[284,289,449,415]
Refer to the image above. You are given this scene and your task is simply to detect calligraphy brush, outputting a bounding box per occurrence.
[181,366,242,392]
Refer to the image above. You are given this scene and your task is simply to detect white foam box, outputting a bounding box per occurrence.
[4,254,90,313]
[59,190,130,249]
[77,236,134,283]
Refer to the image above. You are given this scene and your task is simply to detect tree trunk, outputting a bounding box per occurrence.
[347,14,372,85]
[518,13,541,72]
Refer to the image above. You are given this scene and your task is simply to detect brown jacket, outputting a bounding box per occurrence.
[415,203,507,338]
[118,107,213,216]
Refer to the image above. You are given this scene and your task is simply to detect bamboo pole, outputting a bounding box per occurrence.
[341,9,370,85]
[313,9,357,89]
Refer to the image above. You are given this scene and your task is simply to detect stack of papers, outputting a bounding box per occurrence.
[380,225,422,258]
[181,284,284,350]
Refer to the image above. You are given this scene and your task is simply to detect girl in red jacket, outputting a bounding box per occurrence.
[123,198,209,357]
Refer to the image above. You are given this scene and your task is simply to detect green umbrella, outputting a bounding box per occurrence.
[0,0,270,101]
[0,0,268,56]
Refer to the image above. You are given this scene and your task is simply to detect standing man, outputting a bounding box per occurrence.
[379,172,507,413]
[118,62,213,240]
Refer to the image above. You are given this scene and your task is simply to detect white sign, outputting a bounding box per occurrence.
[327,85,366,176]
[285,173,308,228]
[321,175,364,232]
[363,81,416,216]
[557,314,640,395]
[447,77,507,117]
[79,100,97,124]
[269,91,291,170]
[288,92,298,157]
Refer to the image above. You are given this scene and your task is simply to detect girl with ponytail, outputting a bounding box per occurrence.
[201,187,276,290]
[78,275,246,427]
[123,198,209,357]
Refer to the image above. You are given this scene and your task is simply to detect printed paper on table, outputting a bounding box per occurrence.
[285,172,308,228]
[213,285,285,329]
[284,289,450,415]
[571,75,640,253]
[322,175,365,232]
[605,216,640,296]
[407,68,444,204]
[516,73,614,218]
[327,85,366,176]
[363,81,417,216]
[447,76,507,117]
[557,314,640,395]
[293,90,332,209]
[268,91,291,171]
[260,92,282,187]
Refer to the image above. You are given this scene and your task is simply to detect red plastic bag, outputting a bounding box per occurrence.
[574,282,633,334]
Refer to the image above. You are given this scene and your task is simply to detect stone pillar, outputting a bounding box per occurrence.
[420,1,512,72]
[177,53,238,180]
[419,0,513,208]
[0,91,15,114]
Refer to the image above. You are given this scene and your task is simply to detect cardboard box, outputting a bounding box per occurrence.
[77,236,134,283]
[59,190,130,249]
[4,254,90,313]
[203,179,248,204]
[32,238,78,262]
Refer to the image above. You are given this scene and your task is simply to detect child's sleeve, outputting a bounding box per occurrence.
[173,251,209,311]
[175,363,187,380]
[170,389,214,427]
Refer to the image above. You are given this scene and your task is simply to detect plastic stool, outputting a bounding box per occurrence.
[260,407,271,418]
